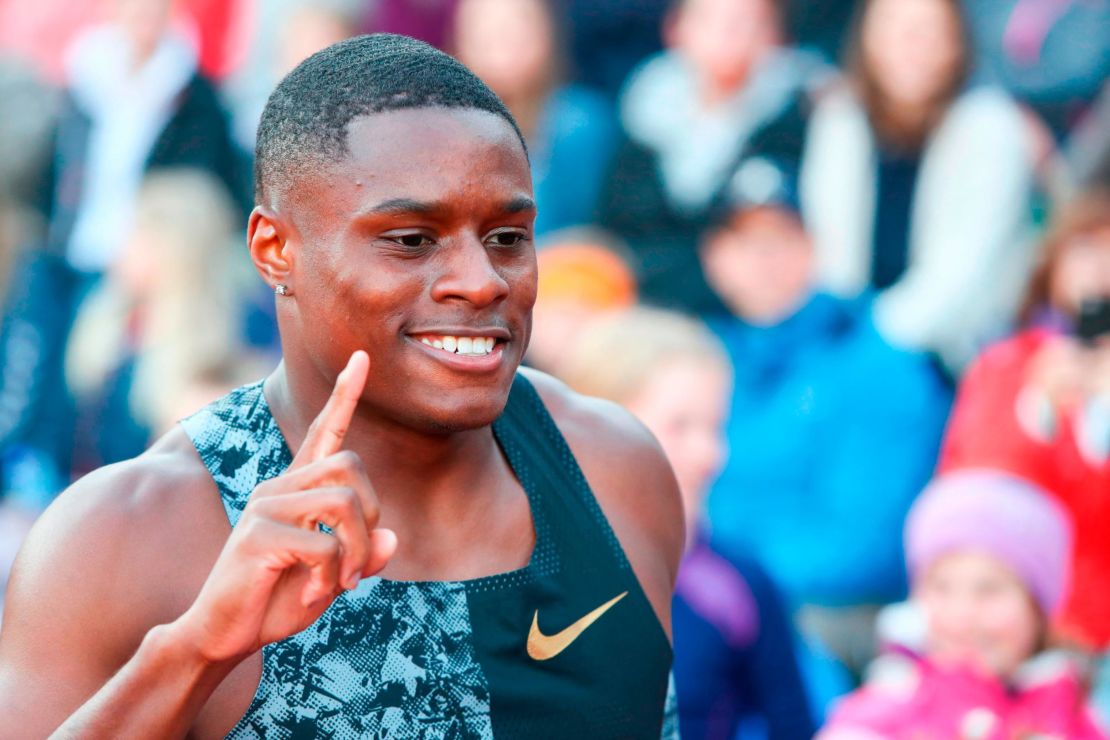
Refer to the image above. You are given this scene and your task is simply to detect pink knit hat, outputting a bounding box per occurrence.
[905,469,1073,616]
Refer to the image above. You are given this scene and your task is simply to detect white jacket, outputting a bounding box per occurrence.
[800,85,1037,372]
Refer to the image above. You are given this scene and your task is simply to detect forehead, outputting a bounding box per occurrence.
[341,107,529,200]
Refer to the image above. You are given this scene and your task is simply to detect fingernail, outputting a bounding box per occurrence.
[346,573,361,590]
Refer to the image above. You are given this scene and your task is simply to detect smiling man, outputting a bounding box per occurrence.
[0,35,682,739]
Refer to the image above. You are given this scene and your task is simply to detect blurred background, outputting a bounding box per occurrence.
[0,0,1106,736]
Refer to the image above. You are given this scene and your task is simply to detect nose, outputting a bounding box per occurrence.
[430,237,510,308]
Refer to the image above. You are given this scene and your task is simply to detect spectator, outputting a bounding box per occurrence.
[939,189,1110,650]
[597,0,826,315]
[2,0,248,483]
[452,0,618,236]
[39,0,248,267]
[526,229,636,377]
[700,159,950,671]
[800,0,1038,374]
[65,170,262,471]
[561,306,815,739]
[821,471,1106,739]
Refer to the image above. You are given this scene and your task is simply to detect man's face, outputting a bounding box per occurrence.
[281,107,537,433]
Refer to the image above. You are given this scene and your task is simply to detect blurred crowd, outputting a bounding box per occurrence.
[0,0,1108,736]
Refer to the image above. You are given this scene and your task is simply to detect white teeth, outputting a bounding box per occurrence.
[417,335,499,356]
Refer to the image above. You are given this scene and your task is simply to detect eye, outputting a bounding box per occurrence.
[487,230,528,248]
[396,234,433,248]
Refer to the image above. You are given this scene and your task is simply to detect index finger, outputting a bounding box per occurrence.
[291,350,369,468]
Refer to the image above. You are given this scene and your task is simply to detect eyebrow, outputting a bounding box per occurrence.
[357,195,537,218]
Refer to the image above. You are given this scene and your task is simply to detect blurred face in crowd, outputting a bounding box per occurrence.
[861,0,965,111]
[454,0,556,101]
[916,551,1043,679]
[115,222,162,301]
[256,108,538,433]
[702,207,814,325]
[1050,226,1110,316]
[113,0,172,61]
[669,0,780,98]
[625,359,730,530]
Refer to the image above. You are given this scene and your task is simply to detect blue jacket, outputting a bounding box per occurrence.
[530,85,618,237]
[674,535,814,739]
[706,293,951,607]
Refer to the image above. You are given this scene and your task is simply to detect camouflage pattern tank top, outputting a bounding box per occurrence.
[182,373,676,739]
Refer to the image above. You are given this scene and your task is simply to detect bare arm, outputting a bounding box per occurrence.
[50,624,236,739]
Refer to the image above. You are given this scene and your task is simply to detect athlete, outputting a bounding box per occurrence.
[0,35,682,738]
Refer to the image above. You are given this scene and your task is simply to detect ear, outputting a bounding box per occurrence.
[248,206,295,292]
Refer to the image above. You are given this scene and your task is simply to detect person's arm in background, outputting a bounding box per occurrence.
[732,555,817,740]
[872,89,1036,373]
[937,331,1067,489]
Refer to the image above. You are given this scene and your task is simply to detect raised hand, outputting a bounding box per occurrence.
[174,351,396,664]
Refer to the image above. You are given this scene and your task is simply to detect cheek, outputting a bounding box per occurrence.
[982,594,1041,654]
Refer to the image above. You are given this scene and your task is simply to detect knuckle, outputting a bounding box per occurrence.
[238,516,267,544]
[335,450,364,476]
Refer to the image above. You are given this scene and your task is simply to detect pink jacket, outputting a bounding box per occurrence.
[820,649,1107,739]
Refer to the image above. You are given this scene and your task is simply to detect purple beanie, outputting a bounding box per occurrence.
[905,469,1073,616]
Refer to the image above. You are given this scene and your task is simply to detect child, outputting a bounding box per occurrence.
[821,470,1107,738]
[560,307,815,738]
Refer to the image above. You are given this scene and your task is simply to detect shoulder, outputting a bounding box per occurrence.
[948,86,1025,124]
[967,328,1048,378]
[519,368,684,632]
[1,427,226,666]
[520,367,680,500]
[933,86,1030,155]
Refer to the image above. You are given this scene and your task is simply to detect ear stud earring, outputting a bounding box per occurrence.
[275,284,290,296]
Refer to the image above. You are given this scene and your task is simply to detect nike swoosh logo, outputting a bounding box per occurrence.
[527,591,628,661]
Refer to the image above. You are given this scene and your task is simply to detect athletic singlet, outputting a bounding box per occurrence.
[182,373,677,739]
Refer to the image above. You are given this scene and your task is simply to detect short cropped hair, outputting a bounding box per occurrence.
[254,33,525,204]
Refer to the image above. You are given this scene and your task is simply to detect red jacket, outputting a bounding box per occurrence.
[940,328,1110,647]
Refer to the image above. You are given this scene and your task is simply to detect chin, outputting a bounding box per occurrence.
[401,389,511,434]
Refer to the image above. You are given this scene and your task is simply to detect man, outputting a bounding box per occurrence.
[0,34,682,738]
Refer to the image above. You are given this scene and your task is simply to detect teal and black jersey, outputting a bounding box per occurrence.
[182,373,677,739]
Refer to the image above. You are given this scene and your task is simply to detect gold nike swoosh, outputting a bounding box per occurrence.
[527,591,628,661]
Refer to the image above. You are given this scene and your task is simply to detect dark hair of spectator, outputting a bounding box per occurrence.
[845,0,971,151]
[1020,188,1110,324]
[254,33,526,204]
